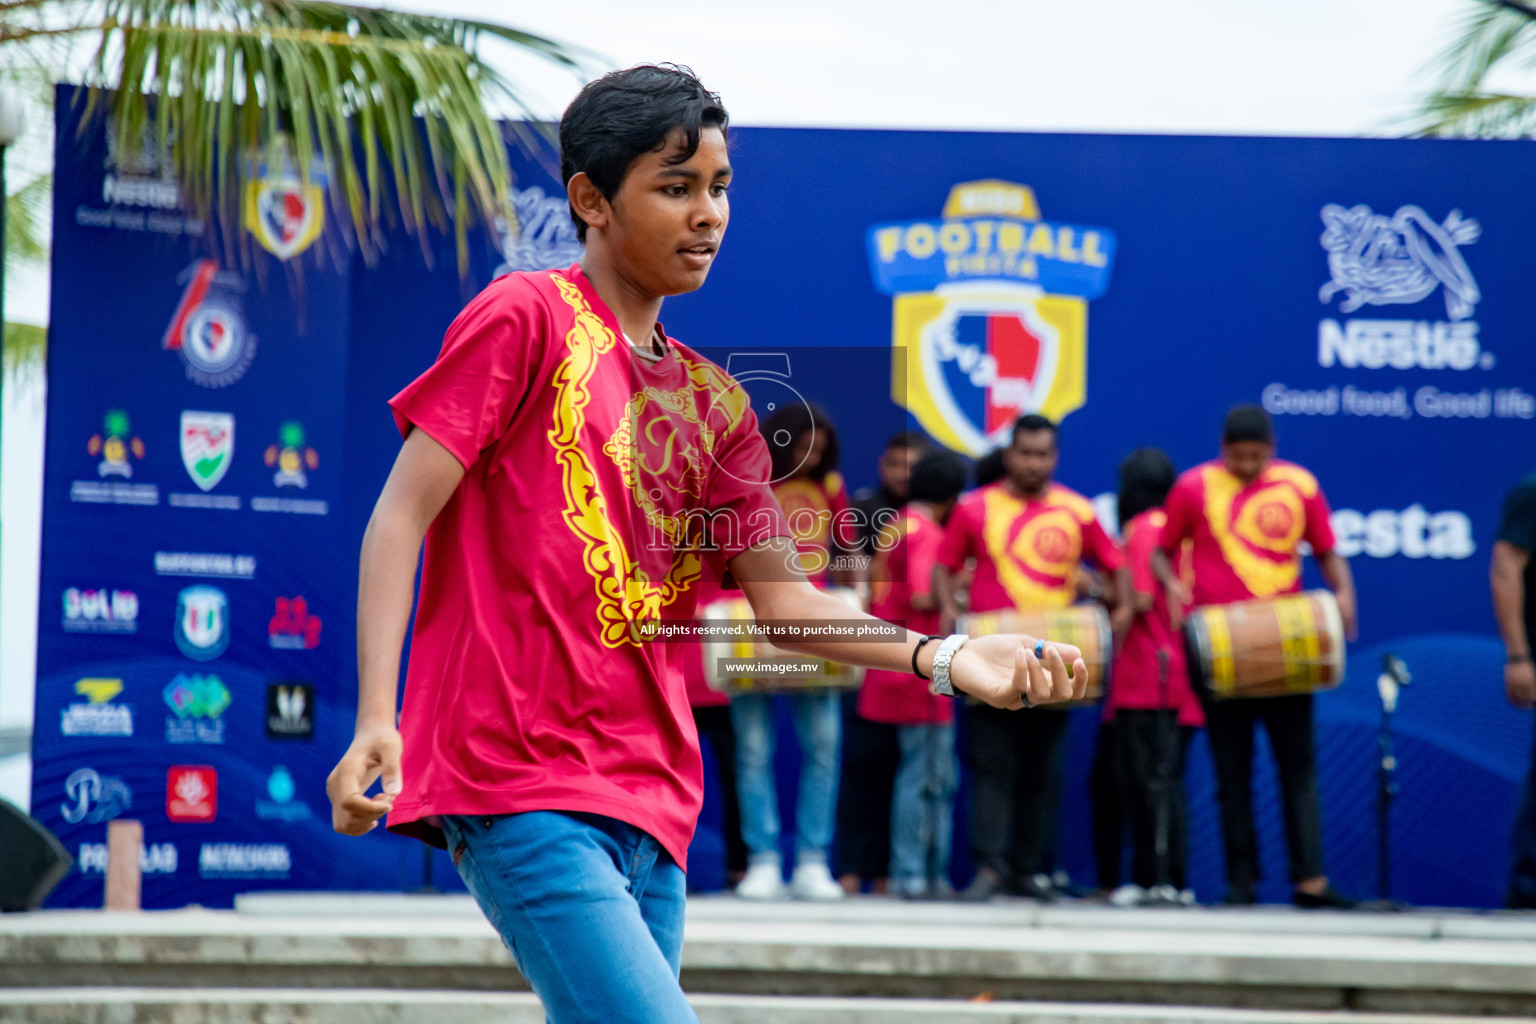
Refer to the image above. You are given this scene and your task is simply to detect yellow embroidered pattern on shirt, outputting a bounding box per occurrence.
[1200,464,1313,597]
[549,275,702,647]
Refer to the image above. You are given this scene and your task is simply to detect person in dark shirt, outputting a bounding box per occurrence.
[1494,472,1536,909]
[850,431,931,558]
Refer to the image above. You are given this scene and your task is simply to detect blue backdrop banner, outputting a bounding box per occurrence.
[36,95,1535,908]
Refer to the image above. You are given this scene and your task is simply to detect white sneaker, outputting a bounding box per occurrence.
[789,860,845,902]
[1109,883,1145,907]
[736,860,787,901]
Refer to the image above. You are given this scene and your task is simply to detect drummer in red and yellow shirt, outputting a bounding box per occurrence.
[1157,404,1356,908]
[935,414,1128,901]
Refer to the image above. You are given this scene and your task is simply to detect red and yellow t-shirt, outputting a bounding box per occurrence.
[1108,509,1203,727]
[938,482,1123,614]
[773,472,856,586]
[859,505,951,726]
[385,264,790,867]
[1159,459,1336,607]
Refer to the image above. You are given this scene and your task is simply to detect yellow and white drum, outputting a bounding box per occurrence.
[956,604,1110,705]
[1184,590,1345,701]
[699,586,866,694]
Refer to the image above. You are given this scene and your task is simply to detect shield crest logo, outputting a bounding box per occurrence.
[181,411,235,492]
[893,283,1087,456]
[245,177,324,260]
[175,586,230,661]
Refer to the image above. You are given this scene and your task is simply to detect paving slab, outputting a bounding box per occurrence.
[0,990,1532,1024]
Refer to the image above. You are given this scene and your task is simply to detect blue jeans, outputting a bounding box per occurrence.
[730,691,841,862]
[891,723,958,894]
[441,811,697,1024]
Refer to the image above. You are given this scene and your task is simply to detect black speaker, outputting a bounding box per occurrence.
[0,797,73,911]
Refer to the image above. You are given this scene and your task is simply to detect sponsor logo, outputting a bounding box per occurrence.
[198,843,291,878]
[1330,506,1475,560]
[263,421,318,489]
[256,765,312,823]
[166,765,218,823]
[1317,204,1490,371]
[867,181,1118,454]
[78,841,178,875]
[60,767,133,825]
[61,678,134,737]
[163,261,257,388]
[244,138,326,260]
[180,411,235,492]
[266,682,314,740]
[163,673,231,744]
[269,596,321,650]
[154,551,257,579]
[62,587,139,634]
[87,409,145,479]
[174,586,229,661]
[495,184,585,276]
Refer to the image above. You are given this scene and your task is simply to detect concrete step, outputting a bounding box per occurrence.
[8,902,1536,1015]
[1,990,1532,1024]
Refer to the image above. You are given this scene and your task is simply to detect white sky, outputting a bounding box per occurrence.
[0,0,1506,804]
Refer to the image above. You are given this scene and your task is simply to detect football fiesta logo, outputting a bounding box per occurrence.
[866,180,1118,455]
[244,137,326,261]
[163,260,257,388]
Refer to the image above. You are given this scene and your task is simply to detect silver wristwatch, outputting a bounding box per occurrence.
[928,633,970,697]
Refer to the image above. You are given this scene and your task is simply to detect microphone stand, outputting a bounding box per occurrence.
[1359,653,1411,913]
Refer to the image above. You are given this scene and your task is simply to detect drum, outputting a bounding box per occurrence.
[955,604,1110,705]
[1183,590,1346,701]
[699,586,866,694]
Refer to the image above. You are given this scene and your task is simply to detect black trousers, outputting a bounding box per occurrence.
[1090,718,1127,890]
[692,705,747,875]
[1204,693,1326,888]
[834,692,900,880]
[966,703,1069,882]
[1116,710,1194,890]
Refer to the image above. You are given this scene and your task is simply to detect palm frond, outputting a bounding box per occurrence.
[0,0,597,273]
[2,319,46,381]
[1418,0,1536,137]
[6,170,50,264]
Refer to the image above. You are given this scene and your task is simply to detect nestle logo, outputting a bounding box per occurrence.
[268,596,321,650]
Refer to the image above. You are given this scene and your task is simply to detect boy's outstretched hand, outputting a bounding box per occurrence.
[326,726,404,835]
[949,635,1088,711]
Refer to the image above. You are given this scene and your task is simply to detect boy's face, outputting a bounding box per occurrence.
[603,126,731,298]
[1222,440,1273,485]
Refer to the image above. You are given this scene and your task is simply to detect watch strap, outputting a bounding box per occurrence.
[929,633,969,697]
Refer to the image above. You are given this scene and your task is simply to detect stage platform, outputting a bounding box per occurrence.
[3,894,1536,1022]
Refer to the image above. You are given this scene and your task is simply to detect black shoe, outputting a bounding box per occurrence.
[1293,885,1355,909]
[1011,872,1059,902]
[959,870,1002,902]
[1223,883,1256,906]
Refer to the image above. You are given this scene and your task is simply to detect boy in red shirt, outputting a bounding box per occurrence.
[1159,404,1356,908]
[325,65,1089,1021]
[935,414,1128,901]
[860,449,970,899]
[1105,448,1204,905]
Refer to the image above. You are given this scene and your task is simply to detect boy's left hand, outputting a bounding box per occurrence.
[949,635,1087,710]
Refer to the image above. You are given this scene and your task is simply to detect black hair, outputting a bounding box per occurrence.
[884,430,930,453]
[1010,413,1058,446]
[974,448,1006,487]
[1222,404,1274,445]
[762,402,840,483]
[908,450,969,505]
[1117,447,1177,526]
[559,64,729,242]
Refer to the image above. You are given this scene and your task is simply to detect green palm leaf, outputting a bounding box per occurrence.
[0,0,596,272]
[1414,0,1536,137]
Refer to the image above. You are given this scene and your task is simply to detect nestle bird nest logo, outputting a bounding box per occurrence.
[866,181,1118,455]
